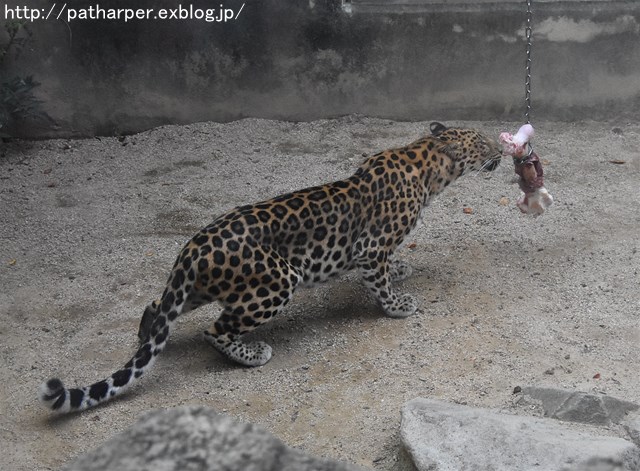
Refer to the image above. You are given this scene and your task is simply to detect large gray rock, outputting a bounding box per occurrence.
[63,406,366,471]
[522,386,640,426]
[623,410,640,447]
[401,398,640,471]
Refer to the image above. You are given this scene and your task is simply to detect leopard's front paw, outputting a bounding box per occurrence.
[384,293,418,318]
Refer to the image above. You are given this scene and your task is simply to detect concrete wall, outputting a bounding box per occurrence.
[3,0,640,137]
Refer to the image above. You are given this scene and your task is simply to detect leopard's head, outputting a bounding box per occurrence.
[430,122,502,174]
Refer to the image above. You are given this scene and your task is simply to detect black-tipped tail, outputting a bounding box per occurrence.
[39,274,189,413]
[39,334,169,413]
[39,378,68,411]
[39,342,164,413]
[39,378,89,413]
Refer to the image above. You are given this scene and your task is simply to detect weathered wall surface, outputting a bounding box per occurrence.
[3,0,640,137]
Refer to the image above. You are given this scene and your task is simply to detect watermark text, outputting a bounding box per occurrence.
[4,3,245,23]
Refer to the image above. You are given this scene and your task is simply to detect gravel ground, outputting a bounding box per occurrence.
[0,116,638,470]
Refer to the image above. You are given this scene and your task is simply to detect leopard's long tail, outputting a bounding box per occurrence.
[39,288,186,413]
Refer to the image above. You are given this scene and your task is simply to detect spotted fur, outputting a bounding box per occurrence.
[39,122,501,413]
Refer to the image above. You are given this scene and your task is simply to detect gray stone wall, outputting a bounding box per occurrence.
[3,0,640,137]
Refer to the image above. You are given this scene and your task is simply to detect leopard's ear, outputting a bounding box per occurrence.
[430,122,448,136]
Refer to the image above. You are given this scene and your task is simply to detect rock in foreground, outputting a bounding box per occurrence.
[63,406,367,471]
[401,398,640,471]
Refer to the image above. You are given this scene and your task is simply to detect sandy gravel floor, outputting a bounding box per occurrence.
[0,116,638,470]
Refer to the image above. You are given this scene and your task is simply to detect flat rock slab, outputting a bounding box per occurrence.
[63,406,367,471]
[522,386,640,426]
[401,398,640,471]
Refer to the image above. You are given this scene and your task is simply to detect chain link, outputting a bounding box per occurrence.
[524,0,533,125]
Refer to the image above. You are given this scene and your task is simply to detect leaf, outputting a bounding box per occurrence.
[499,197,510,206]
[407,242,417,250]
[463,207,473,214]
[1,74,53,135]
[8,259,16,266]
[593,373,601,379]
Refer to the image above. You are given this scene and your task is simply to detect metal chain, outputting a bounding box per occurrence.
[524,0,533,125]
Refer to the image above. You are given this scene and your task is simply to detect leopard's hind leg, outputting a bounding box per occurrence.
[203,306,276,367]
[203,248,302,367]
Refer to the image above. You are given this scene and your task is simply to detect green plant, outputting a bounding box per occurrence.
[0,76,45,136]
[1,20,32,63]
[1,20,50,137]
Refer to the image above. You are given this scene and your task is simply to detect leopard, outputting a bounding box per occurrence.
[39,122,501,413]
